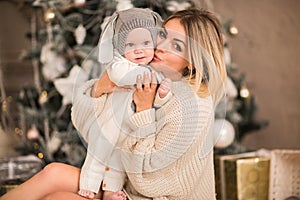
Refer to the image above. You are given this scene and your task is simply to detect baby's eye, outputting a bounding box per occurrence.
[144,41,151,46]
[126,43,134,47]
[158,30,167,39]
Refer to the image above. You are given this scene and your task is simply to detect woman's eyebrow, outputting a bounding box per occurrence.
[174,38,186,47]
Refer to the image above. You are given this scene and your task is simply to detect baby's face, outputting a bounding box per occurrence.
[124,28,154,65]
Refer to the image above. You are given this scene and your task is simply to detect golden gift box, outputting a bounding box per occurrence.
[215,152,270,200]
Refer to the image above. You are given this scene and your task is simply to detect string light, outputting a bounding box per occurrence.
[15,127,23,136]
[39,90,48,105]
[240,86,250,98]
[2,100,7,112]
[44,8,55,23]
[229,23,239,36]
[38,152,44,159]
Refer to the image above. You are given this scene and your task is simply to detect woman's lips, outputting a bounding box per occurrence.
[153,54,161,62]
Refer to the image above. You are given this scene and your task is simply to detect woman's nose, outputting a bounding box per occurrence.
[156,38,169,52]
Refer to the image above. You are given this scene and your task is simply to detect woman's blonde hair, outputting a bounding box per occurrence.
[165,8,227,107]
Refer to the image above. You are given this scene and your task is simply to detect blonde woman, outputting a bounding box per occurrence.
[0,8,226,200]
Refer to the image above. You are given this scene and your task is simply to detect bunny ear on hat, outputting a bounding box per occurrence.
[149,9,163,27]
[98,13,119,64]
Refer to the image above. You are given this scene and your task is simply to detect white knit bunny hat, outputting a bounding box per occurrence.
[98,8,162,63]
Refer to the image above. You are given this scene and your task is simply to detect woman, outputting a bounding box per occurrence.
[0,8,226,200]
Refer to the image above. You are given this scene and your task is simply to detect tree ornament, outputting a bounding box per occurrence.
[229,23,239,36]
[40,43,67,81]
[73,0,86,8]
[166,1,191,12]
[116,0,133,11]
[224,46,231,66]
[213,119,235,149]
[226,77,238,98]
[44,8,55,23]
[54,65,89,105]
[74,24,86,45]
[38,91,48,105]
[47,131,62,155]
[27,125,39,140]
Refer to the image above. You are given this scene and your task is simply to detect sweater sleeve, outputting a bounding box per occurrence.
[71,79,107,141]
[122,85,214,174]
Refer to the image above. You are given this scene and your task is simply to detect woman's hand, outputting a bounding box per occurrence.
[92,71,116,98]
[133,72,158,112]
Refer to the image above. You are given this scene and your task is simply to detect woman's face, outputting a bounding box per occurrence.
[150,18,189,79]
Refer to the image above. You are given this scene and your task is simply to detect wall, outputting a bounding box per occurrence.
[0,1,32,157]
[212,0,300,150]
[0,2,33,94]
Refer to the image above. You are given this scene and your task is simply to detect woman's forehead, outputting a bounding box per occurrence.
[164,18,187,42]
[164,18,186,36]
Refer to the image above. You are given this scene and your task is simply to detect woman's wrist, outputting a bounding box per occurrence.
[136,104,152,113]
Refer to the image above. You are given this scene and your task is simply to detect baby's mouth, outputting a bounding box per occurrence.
[135,57,145,60]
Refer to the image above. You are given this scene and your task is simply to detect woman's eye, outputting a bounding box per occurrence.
[173,43,182,52]
[159,30,167,39]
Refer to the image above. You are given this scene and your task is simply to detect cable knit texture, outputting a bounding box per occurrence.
[72,80,216,199]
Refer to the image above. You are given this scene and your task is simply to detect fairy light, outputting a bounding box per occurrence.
[44,8,55,23]
[39,90,48,105]
[229,24,239,36]
[15,127,23,136]
[38,152,44,159]
[2,100,6,112]
[240,86,250,98]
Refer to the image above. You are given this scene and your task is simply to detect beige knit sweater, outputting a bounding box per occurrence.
[71,79,216,200]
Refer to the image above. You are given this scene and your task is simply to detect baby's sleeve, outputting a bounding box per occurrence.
[107,59,151,87]
[153,91,172,108]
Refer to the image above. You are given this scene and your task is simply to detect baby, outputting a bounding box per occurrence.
[77,8,172,200]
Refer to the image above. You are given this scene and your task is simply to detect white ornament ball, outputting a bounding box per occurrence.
[74,24,86,45]
[213,119,235,149]
[73,0,86,7]
[27,125,39,140]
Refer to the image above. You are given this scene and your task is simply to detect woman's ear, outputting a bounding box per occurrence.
[98,13,119,64]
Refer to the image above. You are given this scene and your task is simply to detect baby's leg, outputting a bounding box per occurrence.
[78,189,96,199]
[103,190,126,200]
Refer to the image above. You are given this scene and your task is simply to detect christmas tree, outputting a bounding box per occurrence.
[3,0,267,167]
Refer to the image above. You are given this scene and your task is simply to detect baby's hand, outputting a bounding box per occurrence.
[158,78,172,98]
[78,189,95,199]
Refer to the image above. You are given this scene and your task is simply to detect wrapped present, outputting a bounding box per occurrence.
[215,151,270,200]
[0,154,44,195]
[269,150,300,200]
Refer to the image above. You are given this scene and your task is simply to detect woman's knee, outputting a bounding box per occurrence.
[40,162,68,180]
[41,192,65,200]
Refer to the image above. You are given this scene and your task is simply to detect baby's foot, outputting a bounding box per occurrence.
[103,190,126,200]
[158,78,172,98]
[78,189,95,199]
